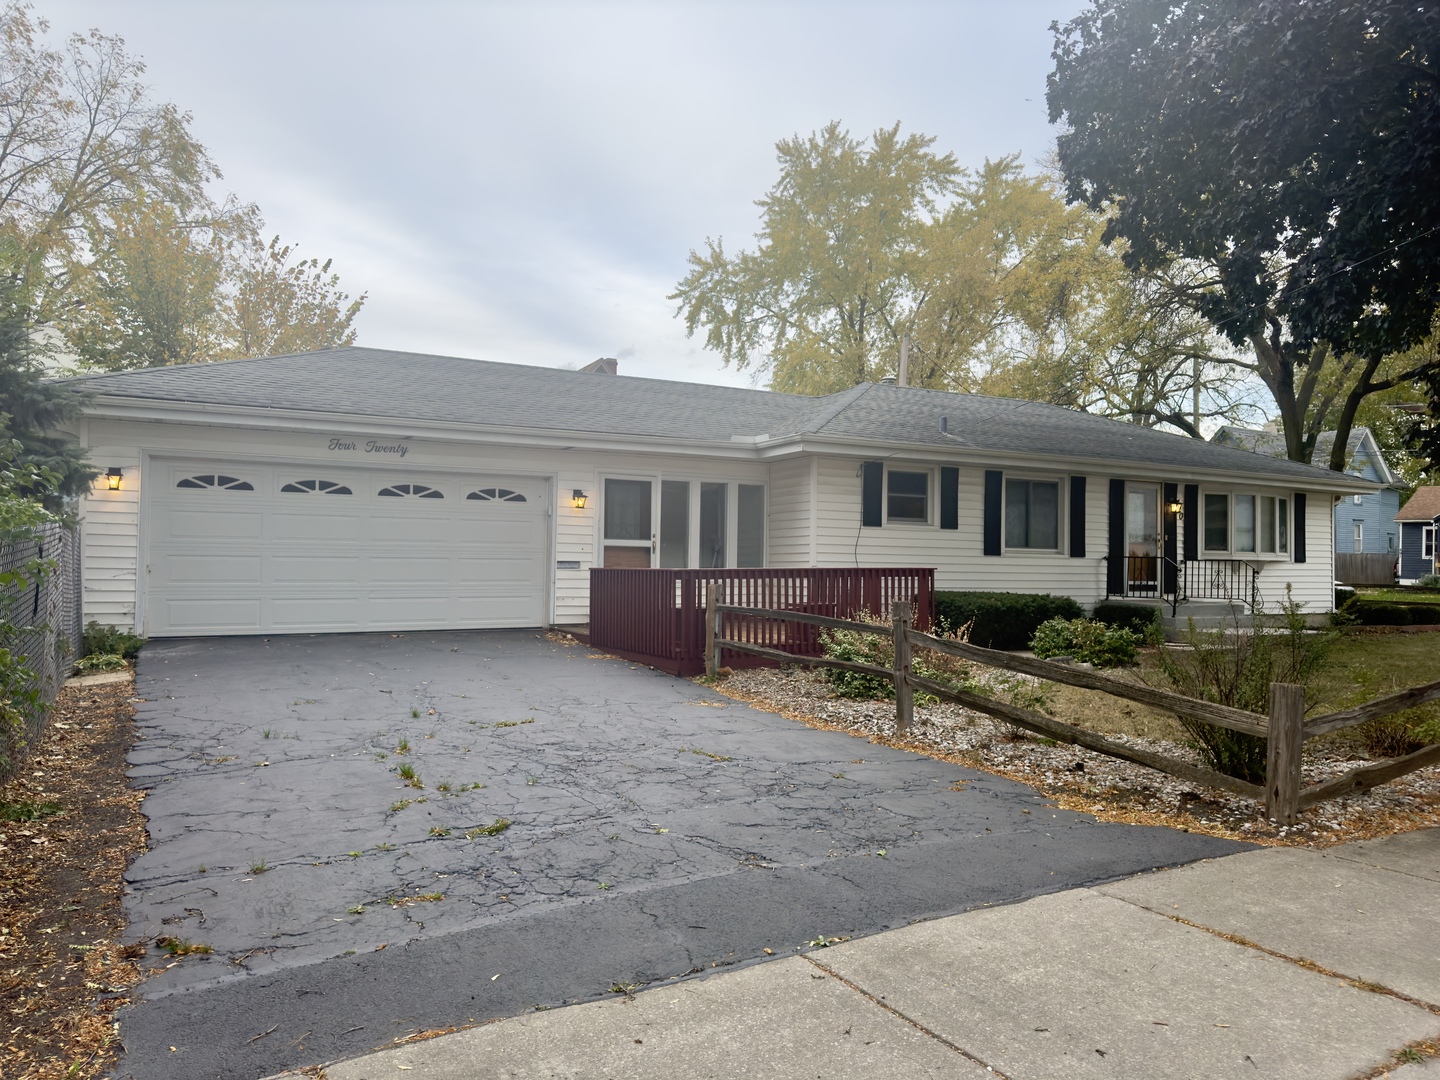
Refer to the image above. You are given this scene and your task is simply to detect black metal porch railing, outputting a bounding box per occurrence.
[1106,555,1260,616]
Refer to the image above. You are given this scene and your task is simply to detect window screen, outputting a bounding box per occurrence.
[1005,480,1059,549]
[699,482,726,568]
[737,485,764,567]
[604,479,651,541]
[887,471,928,522]
[1234,494,1256,552]
[1204,493,1229,551]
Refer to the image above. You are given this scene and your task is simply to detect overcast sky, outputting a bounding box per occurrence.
[43,0,1080,386]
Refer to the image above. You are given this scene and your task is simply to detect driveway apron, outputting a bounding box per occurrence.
[114,630,1247,1080]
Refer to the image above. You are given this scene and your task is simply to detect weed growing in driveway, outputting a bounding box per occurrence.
[410,707,421,719]
[397,763,423,788]
[428,826,450,837]
[396,738,410,755]
[608,981,637,995]
[466,818,511,838]
[458,782,484,791]
[387,892,444,908]
[347,851,362,858]
[261,728,273,739]
[525,775,539,785]
[494,720,520,728]
[292,699,317,706]
[156,936,213,957]
[348,905,365,915]
[681,747,734,762]
[435,781,452,793]
[374,751,388,761]
[389,797,428,812]
[596,882,612,890]
[375,842,395,851]
[249,859,269,875]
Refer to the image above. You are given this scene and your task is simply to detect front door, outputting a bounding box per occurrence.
[602,477,654,568]
[1126,485,1159,595]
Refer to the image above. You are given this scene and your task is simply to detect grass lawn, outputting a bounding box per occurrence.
[1041,628,1440,742]
[1355,588,1440,605]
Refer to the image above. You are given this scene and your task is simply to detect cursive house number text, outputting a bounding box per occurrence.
[328,438,409,458]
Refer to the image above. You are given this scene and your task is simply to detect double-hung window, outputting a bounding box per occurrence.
[1005,479,1059,549]
[1425,526,1435,561]
[887,470,929,523]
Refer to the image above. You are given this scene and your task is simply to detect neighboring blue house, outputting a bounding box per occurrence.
[1396,486,1440,583]
[1212,426,1402,555]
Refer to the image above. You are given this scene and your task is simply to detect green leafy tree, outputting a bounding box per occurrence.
[1048,0,1440,465]
[673,124,1249,434]
[219,234,365,359]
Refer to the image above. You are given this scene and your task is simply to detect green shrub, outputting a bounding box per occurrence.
[1151,589,1335,783]
[933,592,1083,650]
[1357,714,1440,759]
[82,621,144,659]
[1089,602,1162,640]
[1030,618,1139,668]
[73,653,127,674]
[819,615,985,702]
[1418,573,1440,590]
[1334,586,1356,610]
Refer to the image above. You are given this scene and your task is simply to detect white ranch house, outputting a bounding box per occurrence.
[63,347,1371,638]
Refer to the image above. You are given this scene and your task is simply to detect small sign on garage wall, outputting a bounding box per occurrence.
[326,438,410,458]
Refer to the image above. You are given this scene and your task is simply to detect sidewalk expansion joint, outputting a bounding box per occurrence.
[801,953,1014,1079]
[1107,893,1440,1017]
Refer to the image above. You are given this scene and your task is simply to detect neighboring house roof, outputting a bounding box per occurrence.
[1211,425,1400,486]
[64,347,1369,489]
[1396,486,1440,522]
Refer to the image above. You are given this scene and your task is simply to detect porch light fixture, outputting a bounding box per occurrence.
[105,467,123,491]
[1165,497,1184,515]
[572,489,587,509]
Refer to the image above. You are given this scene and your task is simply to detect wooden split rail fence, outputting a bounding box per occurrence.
[703,588,1440,824]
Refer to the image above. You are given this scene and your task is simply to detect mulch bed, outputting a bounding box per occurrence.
[0,678,147,1080]
[714,666,1440,849]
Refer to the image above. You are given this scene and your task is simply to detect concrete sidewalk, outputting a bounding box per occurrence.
[300,829,1440,1080]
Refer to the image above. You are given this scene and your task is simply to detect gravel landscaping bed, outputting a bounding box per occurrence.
[714,666,1440,848]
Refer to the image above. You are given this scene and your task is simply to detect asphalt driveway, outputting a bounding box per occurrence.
[115,630,1247,1079]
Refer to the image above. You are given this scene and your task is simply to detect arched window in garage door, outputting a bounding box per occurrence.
[377,483,443,498]
[176,474,254,491]
[281,479,354,494]
[467,487,526,502]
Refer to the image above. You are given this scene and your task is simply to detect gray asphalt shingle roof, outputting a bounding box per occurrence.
[67,346,1363,486]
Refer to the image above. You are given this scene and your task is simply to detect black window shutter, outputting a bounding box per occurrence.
[1183,484,1199,561]
[861,461,883,527]
[1294,492,1307,562]
[983,471,1002,555]
[1069,476,1086,557]
[1107,479,1126,593]
[940,467,959,530]
[1163,482,1179,594]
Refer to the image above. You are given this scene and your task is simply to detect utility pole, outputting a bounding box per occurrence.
[898,333,910,388]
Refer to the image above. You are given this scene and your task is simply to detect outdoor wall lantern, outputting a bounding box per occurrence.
[1165,498,1184,516]
[105,467,123,491]
[572,489,588,509]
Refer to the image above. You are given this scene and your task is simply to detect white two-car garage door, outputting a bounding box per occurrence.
[145,459,550,636]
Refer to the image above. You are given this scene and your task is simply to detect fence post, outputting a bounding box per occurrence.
[705,583,720,679]
[1265,682,1305,824]
[892,600,913,737]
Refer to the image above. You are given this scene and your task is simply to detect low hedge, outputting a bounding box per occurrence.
[1089,601,1162,637]
[1340,598,1440,626]
[933,591,1083,650]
